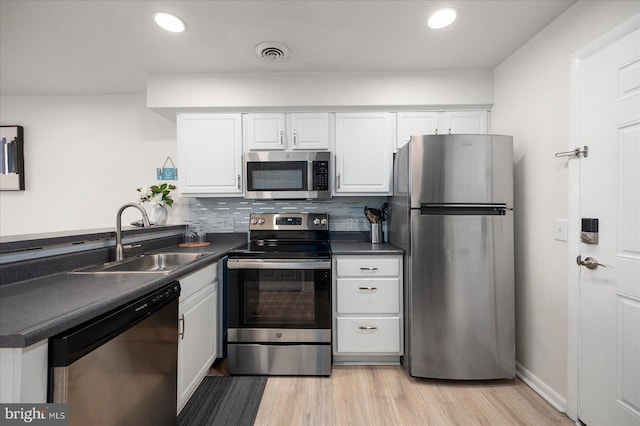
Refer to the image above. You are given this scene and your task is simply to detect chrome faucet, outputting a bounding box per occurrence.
[115,203,150,261]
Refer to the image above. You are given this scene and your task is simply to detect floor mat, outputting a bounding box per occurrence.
[178,376,267,426]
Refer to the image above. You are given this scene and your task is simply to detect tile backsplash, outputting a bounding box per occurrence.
[186,197,388,233]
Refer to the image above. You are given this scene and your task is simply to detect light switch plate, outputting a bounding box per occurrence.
[554,218,568,241]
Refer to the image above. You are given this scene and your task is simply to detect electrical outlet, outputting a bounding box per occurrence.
[219,217,234,231]
[554,219,568,242]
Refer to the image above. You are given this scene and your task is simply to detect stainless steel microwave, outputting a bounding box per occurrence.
[244,151,331,200]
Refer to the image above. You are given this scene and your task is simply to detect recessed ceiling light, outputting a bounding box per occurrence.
[428,8,457,29]
[154,12,186,33]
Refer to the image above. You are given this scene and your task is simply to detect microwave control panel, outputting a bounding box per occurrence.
[312,161,329,191]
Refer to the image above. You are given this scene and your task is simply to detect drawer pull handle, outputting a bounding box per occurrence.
[179,314,185,340]
[358,326,378,331]
[359,267,378,271]
[358,287,378,291]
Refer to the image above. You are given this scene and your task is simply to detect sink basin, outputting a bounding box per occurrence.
[71,252,206,274]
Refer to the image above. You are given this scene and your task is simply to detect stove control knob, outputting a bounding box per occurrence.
[251,218,258,225]
[313,218,320,225]
[258,218,265,225]
[320,218,327,225]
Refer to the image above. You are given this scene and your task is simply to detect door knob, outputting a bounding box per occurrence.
[576,255,606,270]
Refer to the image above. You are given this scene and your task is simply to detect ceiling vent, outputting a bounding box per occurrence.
[255,42,290,61]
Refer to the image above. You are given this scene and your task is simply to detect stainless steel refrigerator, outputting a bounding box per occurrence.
[389,134,515,380]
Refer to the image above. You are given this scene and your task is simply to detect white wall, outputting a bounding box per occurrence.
[0,94,179,236]
[492,0,639,406]
[147,70,494,110]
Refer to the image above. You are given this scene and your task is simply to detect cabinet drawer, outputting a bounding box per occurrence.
[336,256,400,277]
[336,317,400,353]
[337,278,400,314]
[179,262,217,301]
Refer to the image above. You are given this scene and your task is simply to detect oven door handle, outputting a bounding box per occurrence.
[227,259,331,270]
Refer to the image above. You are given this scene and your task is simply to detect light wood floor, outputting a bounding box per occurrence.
[252,366,574,426]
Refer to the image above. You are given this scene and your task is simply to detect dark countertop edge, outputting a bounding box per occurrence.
[0,225,186,254]
[0,235,247,349]
[330,240,404,255]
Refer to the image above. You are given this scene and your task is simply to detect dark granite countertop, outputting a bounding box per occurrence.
[0,236,246,348]
[330,241,404,255]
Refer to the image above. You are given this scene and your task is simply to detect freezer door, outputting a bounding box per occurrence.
[407,209,515,379]
[409,135,513,208]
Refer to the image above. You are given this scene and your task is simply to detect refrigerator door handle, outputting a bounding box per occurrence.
[420,204,509,216]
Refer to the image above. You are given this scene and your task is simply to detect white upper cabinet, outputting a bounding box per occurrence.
[244,112,330,151]
[178,113,243,196]
[442,110,488,135]
[334,112,395,195]
[396,110,489,149]
[396,111,439,149]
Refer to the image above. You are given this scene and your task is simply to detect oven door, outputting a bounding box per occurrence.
[227,259,331,338]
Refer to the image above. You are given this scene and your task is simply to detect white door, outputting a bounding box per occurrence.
[578,27,640,426]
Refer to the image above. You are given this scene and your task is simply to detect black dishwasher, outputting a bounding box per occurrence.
[49,281,180,426]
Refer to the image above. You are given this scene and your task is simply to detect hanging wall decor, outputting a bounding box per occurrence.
[157,156,178,181]
[0,126,25,191]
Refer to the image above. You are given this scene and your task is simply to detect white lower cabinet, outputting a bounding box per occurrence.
[177,262,218,413]
[333,254,403,364]
[336,317,400,353]
[0,340,48,403]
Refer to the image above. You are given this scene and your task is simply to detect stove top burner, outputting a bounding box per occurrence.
[230,212,331,260]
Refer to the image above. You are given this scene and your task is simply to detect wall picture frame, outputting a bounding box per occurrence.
[0,125,25,191]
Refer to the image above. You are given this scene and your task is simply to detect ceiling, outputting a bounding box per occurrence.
[0,0,576,96]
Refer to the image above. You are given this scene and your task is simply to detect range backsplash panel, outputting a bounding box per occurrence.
[187,197,388,233]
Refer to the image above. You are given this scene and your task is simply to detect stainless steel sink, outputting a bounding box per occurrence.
[70,252,206,274]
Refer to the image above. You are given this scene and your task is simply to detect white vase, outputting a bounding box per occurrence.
[149,204,168,226]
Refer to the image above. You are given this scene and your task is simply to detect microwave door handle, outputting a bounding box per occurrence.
[308,160,314,191]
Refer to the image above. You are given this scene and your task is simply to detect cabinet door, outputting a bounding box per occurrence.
[334,112,394,195]
[244,113,286,150]
[287,113,330,150]
[396,111,439,150]
[178,114,242,196]
[441,111,488,134]
[177,283,217,413]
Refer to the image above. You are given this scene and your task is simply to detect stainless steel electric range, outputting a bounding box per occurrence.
[227,212,331,376]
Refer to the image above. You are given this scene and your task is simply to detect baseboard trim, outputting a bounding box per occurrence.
[516,362,567,413]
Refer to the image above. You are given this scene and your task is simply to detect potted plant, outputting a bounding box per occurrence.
[137,183,177,225]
